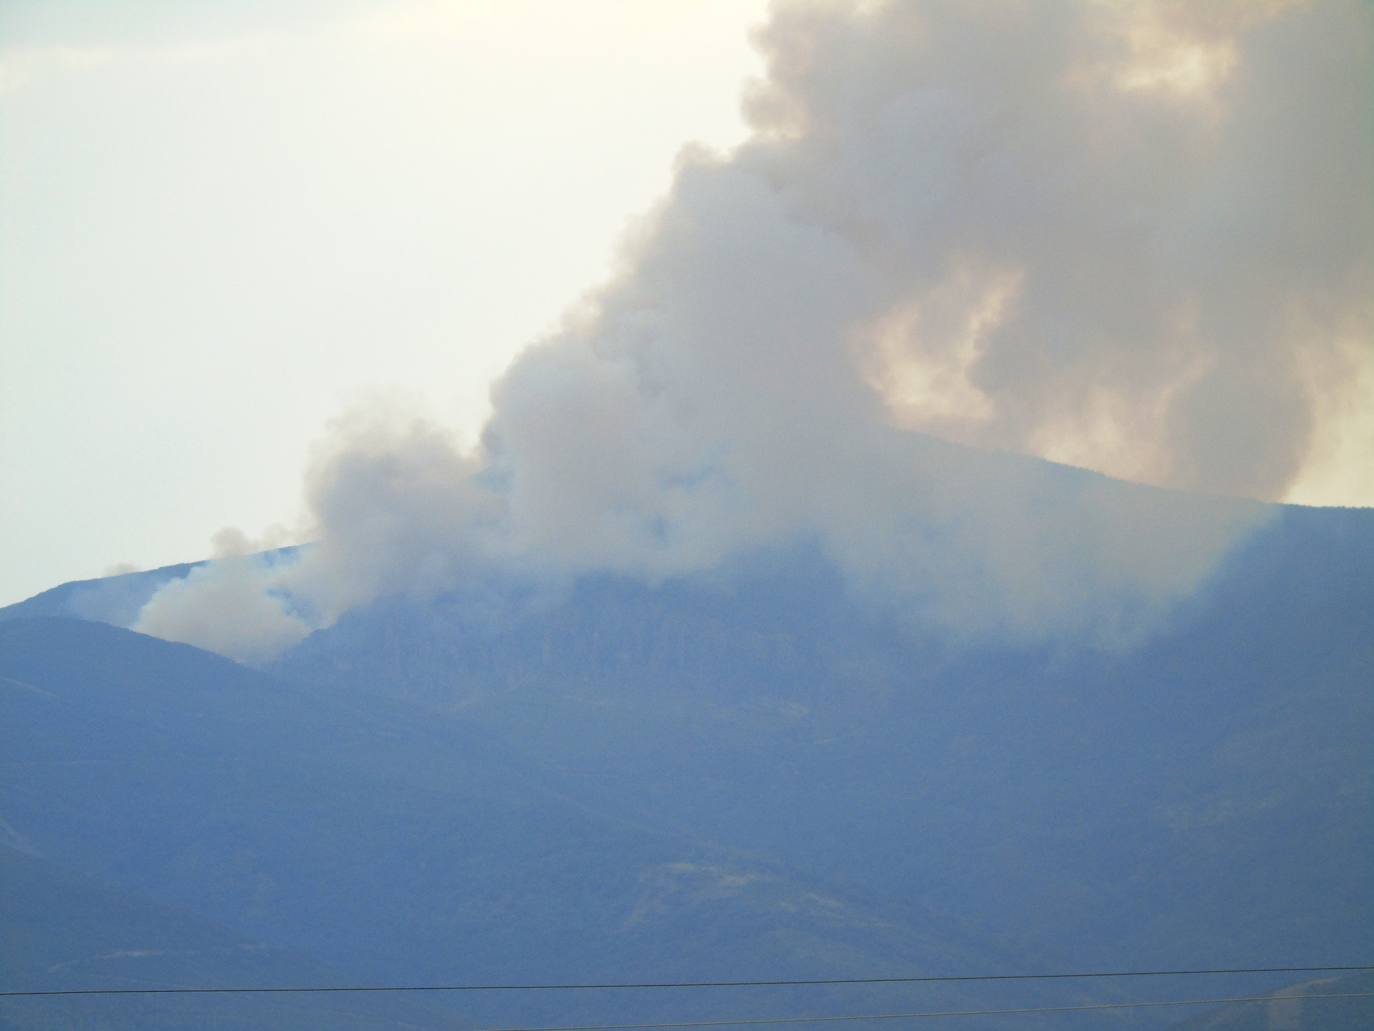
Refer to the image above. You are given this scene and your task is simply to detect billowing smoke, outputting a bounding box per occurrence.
[133,0,1371,662]
[133,553,311,665]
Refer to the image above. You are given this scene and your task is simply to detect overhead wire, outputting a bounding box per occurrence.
[3,964,1373,999]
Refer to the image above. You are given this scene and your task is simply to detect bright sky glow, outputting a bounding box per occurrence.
[0,0,768,604]
[1,0,1369,613]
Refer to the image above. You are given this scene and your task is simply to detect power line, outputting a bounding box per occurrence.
[466,993,1374,1030]
[4,964,1373,999]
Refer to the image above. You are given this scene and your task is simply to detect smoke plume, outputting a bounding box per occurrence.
[133,0,1372,662]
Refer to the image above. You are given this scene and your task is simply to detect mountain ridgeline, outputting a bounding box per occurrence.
[1,481,1371,1029]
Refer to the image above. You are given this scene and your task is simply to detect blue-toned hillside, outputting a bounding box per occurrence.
[3,500,1371,1030]
[276,502,1374,997]
[1,618,1106,1030]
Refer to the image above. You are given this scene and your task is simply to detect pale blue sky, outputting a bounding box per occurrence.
[0,0,768,604]
[3,0,1371,612]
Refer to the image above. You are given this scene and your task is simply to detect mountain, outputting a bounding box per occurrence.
[2,495,1371,1029]
[274,503,1374,973]
[0,546,296,628]
[0,562,203,626]
[0,617,1108,1030]
[0,844,450,1030]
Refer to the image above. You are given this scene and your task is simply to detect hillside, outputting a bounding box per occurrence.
[0,617,1112,1030]
[275,504,1374,973]
[2,500,1371,1029]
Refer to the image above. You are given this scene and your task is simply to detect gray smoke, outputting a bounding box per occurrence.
[133,0,1370,662]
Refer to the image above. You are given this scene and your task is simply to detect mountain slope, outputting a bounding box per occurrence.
[0,562,202,626]
[4,487,1370,1030]
[274,503,1374,979]
[0,617,1102,1030]
[0,845,450,1030]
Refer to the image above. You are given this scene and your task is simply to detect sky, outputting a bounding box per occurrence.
[0,0,769,606]
[3,0,1372,637]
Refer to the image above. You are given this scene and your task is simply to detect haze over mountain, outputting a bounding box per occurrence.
[3,485,1372,1029]
[66,0,1370,666]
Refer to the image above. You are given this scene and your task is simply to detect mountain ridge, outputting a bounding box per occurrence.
[3,479,1370,1030]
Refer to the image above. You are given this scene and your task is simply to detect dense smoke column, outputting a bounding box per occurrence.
[134,1,1372,661]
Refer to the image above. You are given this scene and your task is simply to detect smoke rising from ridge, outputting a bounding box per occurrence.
[133,0,1371,662]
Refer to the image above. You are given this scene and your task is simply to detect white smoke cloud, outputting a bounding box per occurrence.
[130,0,1369,662]
[133,553,312,664]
